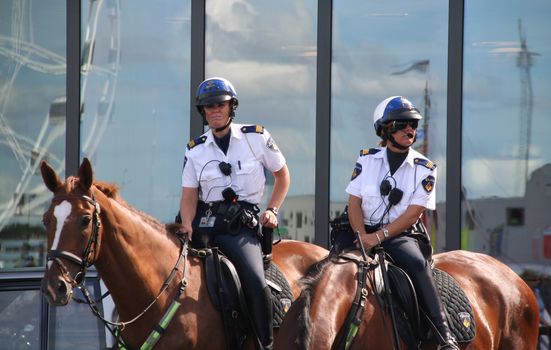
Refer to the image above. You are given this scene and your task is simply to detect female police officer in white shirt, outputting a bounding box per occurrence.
[346,96,459,350]
[179,77,290,350]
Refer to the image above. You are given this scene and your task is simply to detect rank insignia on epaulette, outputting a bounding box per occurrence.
[241,125,264,134]
[350,162,362,180]
[360,148,380,156]
[414,158,436,170]
[422,175,435,193]
[187,136,207,150]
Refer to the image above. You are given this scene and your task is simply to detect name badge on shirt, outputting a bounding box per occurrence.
[199,216,216,228]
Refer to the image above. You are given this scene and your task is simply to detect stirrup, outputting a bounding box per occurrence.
[436,340,460,350]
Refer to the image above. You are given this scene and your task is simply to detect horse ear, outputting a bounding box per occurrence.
[78,158,94,191]
[40,160,63,193]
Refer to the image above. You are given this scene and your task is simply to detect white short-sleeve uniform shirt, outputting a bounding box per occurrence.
[345,147,437,226]
[182,122,286,204]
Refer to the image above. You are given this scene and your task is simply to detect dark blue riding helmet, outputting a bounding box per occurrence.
[195,77,239,115]
[373,96,422,137]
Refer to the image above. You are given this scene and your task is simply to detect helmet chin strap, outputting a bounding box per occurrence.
[213,117,233,133]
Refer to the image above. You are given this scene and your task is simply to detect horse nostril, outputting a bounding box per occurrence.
[57,280,68,295]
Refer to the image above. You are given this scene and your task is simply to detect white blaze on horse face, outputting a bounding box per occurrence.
[47,201,72,269]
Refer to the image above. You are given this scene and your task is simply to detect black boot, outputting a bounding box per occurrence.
[248,286,273,350]
[416,277,459,349]
[424,303,459,350]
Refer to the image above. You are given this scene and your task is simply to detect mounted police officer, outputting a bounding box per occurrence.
[179,77,289,350]
[345,96,459,350]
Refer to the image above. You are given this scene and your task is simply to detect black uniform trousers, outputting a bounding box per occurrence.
[382,234,452,343]
[211,228,273,348]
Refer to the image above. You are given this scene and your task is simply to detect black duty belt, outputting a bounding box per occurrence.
[364,224,381,233]
[197,200,258,214]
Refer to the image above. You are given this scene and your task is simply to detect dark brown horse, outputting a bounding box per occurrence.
[275,249,540,350]
[40,158,328,349]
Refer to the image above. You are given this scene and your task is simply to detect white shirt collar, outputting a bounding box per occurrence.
[204,122,243,146]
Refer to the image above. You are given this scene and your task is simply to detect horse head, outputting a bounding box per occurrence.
[40,158,103,306]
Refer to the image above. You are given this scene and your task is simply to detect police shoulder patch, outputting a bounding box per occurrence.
[266,136,280,152]
[241,125,264,134]
[422,175,436,193]
[350,162,362,180]
[360,148,380,157]
[414,158,436,170]
[187,135,207,150]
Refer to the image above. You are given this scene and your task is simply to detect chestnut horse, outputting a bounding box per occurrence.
[40,158,328,349]
[275,249,540,350]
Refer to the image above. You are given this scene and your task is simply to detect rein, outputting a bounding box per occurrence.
[335,249,402,350]
[79,234,190,350]
[334,252,375,350]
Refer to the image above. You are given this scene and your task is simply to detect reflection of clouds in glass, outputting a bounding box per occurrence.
[207,0,257,33]
[206,1,316,61]
[367,13,409,18]
[207,60,311,101]
[205,1,317,199]
[463,158,529,198]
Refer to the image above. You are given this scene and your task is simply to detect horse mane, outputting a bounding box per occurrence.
[296,254,335,350]
[93,180,120,199]
[90,180,170,234]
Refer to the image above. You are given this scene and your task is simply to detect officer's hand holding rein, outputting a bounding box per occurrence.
[260,208,278,228]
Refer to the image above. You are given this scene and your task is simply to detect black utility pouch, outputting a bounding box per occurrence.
[261,226,274,256]
[329,206,356,253]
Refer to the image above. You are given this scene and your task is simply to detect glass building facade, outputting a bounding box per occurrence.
[1,0,550,305]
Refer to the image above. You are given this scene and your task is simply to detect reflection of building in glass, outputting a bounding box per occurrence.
[0,238,44,269]
[280,195,347,244]
[436,163,551,264]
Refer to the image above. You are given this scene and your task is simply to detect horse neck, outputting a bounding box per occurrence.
[303,257,373,349]
[93,193,180,310]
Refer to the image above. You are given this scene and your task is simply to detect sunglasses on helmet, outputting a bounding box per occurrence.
[390,120,418,131]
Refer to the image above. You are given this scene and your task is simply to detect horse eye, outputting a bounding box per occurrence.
[81,215,92,227]
[42,217,50,227]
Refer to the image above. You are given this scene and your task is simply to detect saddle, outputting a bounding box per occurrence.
[198,247,293,350]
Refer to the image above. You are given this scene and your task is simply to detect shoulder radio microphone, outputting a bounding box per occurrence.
[219,161,232,176]
[380,177,403,205]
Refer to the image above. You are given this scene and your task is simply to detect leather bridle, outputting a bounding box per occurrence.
[46,194,101,287]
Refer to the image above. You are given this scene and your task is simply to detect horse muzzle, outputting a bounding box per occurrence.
[41,273,74,306]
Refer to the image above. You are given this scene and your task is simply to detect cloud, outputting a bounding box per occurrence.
[207,0,257,34]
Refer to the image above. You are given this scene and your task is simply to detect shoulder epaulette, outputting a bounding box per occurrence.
[360,148,380,156]
[187,135,207,150]
[414,158,436,170]
[241,125,264,134]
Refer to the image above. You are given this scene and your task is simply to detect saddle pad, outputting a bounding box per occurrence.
[386,265,476,344]
[265,262,294,327]
[204,253,293,328]
[434,269,476,342]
